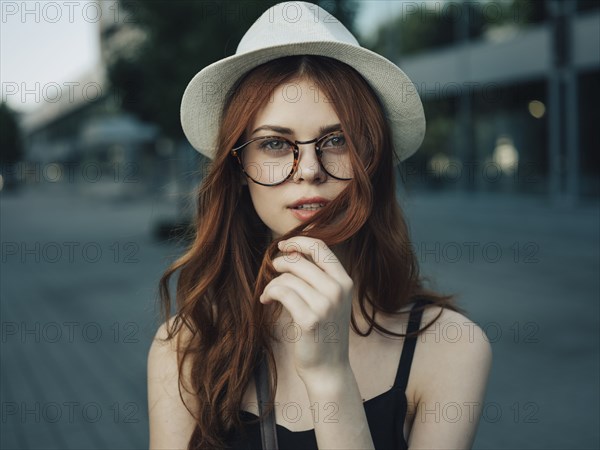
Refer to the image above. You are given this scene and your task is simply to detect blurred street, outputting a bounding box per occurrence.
[1,184,598,449]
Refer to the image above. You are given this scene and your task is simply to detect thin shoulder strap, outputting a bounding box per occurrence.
[254,349,279,450]
[393,298,427,391]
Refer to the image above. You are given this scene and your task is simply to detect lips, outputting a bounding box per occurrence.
[288,196,330,209]
[289,208,323,220]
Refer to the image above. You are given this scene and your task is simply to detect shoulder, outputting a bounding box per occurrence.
[416,305,493,372]
[149,315,195,353]
[412,303,493,403]
[418,304,493,360]
[381,302,492,367]
[148,316,196,374]
[147,315,198,449]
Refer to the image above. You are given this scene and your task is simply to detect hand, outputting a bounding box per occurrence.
[259,237,354,382]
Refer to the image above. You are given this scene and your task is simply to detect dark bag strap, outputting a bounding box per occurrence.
[254,349,279,450]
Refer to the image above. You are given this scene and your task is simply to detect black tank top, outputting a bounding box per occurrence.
[224,298,427,449]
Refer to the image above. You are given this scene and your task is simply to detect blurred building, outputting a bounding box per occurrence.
[397,0,599,202]
[20,1,165,199]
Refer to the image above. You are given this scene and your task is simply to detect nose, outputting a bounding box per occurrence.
[292,142,326,183]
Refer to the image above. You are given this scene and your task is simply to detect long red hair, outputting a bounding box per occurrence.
[157,55,461,449]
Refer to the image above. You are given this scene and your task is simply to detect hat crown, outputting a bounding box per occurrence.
[237,1,359,55]
[181,1,425,163]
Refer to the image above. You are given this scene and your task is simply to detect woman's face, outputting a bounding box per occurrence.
[243,77,351,240]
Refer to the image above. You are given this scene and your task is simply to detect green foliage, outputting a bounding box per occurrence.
[0,102,23,165]
[365,0,544,59]
[321,0,360,32]
[107,0,359,139]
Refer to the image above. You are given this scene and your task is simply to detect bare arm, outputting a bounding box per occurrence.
[147,317,197,449]
[408,308,493,449]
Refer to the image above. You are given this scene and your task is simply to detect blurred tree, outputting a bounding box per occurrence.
[108,0,359,140]
[513,0,548,23]
[365,0,545,59]
[321,0,359,31]
[0,102,23,165]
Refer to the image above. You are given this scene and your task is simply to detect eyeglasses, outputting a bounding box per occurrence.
[230,130,354,186]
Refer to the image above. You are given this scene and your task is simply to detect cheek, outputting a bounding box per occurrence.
[248,186,281,216]
[251,194,288,238]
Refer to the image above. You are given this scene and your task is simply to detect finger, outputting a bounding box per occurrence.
[269,271,330,315]
[273,252,336,293]
[260,283,318,329]
[278,237,351,285]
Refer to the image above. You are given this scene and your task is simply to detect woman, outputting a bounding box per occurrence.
[148,2,492,449]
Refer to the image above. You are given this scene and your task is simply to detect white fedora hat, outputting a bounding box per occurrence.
[180,1,425,164]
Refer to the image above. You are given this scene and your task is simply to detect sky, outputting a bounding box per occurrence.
[0,1,409,114]
[1,0,101,113]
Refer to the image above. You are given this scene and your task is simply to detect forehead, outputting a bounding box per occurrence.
[249,78,339,134]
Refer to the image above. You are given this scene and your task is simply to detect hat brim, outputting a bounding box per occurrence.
[180,41,425,164]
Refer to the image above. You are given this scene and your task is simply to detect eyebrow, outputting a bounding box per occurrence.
[251,123,342,136]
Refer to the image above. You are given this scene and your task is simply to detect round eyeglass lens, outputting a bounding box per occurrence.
[318,132,352,180]
[241,137,294,184]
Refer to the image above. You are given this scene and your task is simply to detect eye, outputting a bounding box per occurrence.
[321,132,346,149]
[259,137,292,151]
